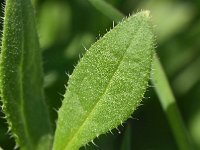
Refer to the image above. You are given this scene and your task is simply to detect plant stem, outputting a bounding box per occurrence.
[87,0,124,22]
[87,0,194,149]
[151,55,193,150]
[120,124,131,150]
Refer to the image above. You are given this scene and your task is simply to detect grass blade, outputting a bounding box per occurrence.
[53,11,154,150]
[87,0,194,150]
[0,0,52,149]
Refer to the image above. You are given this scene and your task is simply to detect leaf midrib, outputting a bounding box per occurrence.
[18,3,34,148]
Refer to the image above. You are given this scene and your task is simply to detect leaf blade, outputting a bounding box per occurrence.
[0,0,52,149]
[53,11,154,150]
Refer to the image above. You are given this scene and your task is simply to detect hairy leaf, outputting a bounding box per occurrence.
[53,11,155,150]
[0,0,52,149]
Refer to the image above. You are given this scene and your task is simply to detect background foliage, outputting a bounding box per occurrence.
[0,0,200,149]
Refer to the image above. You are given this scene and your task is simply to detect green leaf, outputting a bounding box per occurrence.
[53,11,155,150]
[0,0,52,149]
[87,1,195,149]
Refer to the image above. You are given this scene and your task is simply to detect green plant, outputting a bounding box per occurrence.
[0,0,198,150]
[53,10,154,150]
[0,0,52,149]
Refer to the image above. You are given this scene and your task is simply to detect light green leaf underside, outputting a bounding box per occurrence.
[0,0,52,149]
[53,11,155,150]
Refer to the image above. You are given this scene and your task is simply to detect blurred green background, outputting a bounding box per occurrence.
[0,0,200,149]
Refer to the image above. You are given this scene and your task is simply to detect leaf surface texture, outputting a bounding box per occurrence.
[53,11,155,150]
[0,0,52,149]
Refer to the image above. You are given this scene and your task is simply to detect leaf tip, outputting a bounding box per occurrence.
[143,10,151,17]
